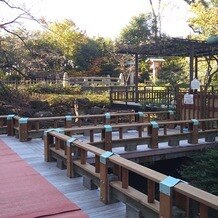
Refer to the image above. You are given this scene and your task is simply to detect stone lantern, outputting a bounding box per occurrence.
[63,72,69,87]
[146,58,165,84]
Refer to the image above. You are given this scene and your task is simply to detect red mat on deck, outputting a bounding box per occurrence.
[0,139,88,218]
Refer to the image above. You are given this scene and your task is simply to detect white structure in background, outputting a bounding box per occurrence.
[119,73,125,85]
[63,72,69,87]
[105,75,111,86]
[127,60,135,85]
[146,58,165,84]
[184,93,194,105]
[129,71,135,85]
[191,78,200,90]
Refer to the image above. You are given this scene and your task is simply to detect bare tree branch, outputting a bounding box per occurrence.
[0,0,43,32]
[188,24,202,34]
[204,55,218,91]
[0,12,26,28]
[1,26,29,48]
[183,0,209,7]
[0,48,28,78]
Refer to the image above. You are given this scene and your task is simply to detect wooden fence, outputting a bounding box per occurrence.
[110,86,218,120]
[0,111,174,141]
[176,91,218,120]
[110,86,173,106]
[44,125,218,218]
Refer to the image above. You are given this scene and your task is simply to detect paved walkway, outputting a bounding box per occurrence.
[0,135,126,218]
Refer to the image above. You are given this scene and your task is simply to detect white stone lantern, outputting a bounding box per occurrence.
[63,72,69,87]
[146,58,165,84]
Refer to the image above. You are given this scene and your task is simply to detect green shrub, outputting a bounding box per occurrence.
[179,148,218,195]
[26,83,82,95]
[32,91,110,108]
[85,91,110,107]
[5,74,22,81]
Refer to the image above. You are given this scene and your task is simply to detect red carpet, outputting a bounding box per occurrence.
[0,140,88,218]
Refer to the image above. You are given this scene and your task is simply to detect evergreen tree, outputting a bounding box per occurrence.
[180,148,218,195]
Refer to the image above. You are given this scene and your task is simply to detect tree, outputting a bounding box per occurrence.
[182,0,217,7]
[93,37,119,77]
[0,0,44,78]
[148,0,163,39]
[118,13,153,46]
[74,37,119,76]
[25,37,66,78]
[116,13,155,84]
[180,149,218,195]
[158,57,189,88]
[0,31,66,79]
[188,2,218,89]
[0,33,29,78]
[188,2,218,38]
[42,20,86,59]
[73,38,102,75]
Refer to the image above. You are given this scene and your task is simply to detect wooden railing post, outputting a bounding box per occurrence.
[148,121,159,148]
[65,115,73,128]
[66,137,76,178]
[175,192,189,217]
[18,117,29,142]
[159,176,182,218]
[103,125,112,151]
[104,113,111,124]
[147,180,155,203]
[44,129,55,162]
[100,151,114,204]
[65,115,73,136]
[7,114,15,136]
[95,155,100,173]
[125,86,128,105]
[167,110,175,129]
[200,203,208,218]
[118,127,123,139]
[109,86,113,104]
[81,149,87,165]
[137,111,144,123]
[122,168,129,189]
[188,119,199,144]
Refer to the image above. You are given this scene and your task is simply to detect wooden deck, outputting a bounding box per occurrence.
[0,135,126,218]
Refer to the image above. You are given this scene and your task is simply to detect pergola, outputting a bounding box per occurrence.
[117,37,218,100]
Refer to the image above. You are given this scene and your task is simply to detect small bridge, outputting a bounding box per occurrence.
[0,112,218,217]
[1,112,217,163]
[43,124,218,218]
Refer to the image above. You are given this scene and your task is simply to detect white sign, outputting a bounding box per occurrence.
[184,93,194,105]
[191,78,200,90]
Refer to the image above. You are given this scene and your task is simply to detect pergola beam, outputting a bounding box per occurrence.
[117,37,218,90]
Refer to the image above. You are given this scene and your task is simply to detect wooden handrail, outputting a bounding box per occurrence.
[4,111,173,141]
[44,130,218,217]
[109,155,166,183]
[175,182,218,210]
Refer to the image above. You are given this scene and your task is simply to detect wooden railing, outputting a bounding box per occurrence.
[57,118,218,155]
[0,115,7,134]
[110,86,173,106]
[1,112,217,217]
[44,129,218,218]
[0,111,174,141]
[177,91,218,120]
